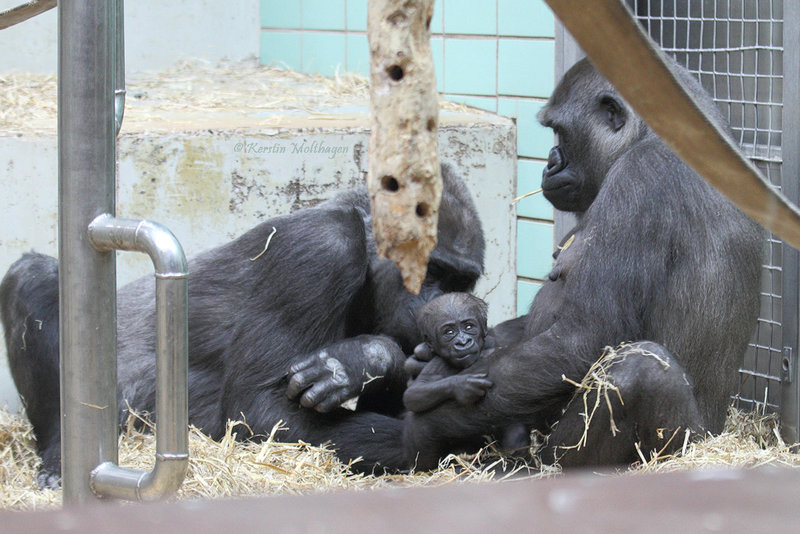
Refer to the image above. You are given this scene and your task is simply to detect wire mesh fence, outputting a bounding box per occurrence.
[627,0,786,413]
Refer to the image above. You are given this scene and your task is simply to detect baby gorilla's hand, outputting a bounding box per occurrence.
[451,373,493,405]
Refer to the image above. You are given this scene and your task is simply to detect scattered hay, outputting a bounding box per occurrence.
[1,403,798,512]
[0,59,476,136]
[633,407,800,473]
[0,407,522,512]
[559,345,627,451]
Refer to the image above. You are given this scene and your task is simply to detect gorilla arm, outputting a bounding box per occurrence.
[286,334,408,414]
[403,357,493,413]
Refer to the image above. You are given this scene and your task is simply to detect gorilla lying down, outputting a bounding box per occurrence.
[2,165,485,488]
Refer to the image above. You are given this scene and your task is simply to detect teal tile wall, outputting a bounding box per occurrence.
[443,0,496,35]
[517,279,542,317]
[444,39,497,95]
[516,160,552,220]
[259,0,557,317]
[261,0,300,28]
[498,39,555,97]
[497,98,551,159]
[260,32,302,71]
[498,0,555,37]
[346,0,367,31]
[302,33,346,76]
[346,34,369,77]
[303,0,346,31]
[517,220,554,280]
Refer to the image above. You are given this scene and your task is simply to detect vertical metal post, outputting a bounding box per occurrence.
[781,1,800,444]
[58,0,117,505]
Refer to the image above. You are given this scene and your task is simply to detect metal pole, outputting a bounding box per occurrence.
[781,1,800,444]
[58,0,118,505]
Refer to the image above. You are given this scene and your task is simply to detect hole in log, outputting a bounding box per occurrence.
[416,202,429,218]
[387,65,404,81]
[388,11,407,26]
[382,175,400,192]
[426,118,436,132]
[426,15,432,30]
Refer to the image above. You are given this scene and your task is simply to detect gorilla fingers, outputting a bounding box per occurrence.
[287,335,406,413]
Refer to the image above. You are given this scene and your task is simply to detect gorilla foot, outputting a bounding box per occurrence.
[37,468,61,490]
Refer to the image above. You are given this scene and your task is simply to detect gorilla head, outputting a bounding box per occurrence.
[416,293,488,369]
[537,60,645,213]
[537,57,729,214]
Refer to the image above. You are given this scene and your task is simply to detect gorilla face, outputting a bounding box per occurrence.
[538,59,644,214]
[431,314,484,369]
[416,293,488,369]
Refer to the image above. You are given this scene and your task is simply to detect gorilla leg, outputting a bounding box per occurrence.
[542,341,704,468]
[0,253,62,488]
[228,387,407,473]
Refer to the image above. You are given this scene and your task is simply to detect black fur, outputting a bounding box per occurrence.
[403,58,764,470]
[1,165,484,487]
[403,293,492,413]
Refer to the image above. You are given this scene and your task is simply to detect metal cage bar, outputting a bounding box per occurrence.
[58,0,189,504]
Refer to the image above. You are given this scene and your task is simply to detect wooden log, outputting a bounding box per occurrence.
[367,0,441,294]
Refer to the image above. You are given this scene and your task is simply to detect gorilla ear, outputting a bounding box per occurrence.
[599,93,626,132]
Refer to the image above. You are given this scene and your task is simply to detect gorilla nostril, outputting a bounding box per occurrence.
[545,146,567,175]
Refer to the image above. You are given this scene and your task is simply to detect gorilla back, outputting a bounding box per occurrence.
[2,165,485,487]
[403,58,763,470]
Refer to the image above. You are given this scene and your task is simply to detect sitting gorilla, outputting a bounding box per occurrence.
[0,164,484,488]
[401,57,764,470]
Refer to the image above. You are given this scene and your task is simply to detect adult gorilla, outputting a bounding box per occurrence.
[402,58,764,470]
[1,165,484,488]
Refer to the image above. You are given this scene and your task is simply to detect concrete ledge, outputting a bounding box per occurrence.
[2,468,798,533]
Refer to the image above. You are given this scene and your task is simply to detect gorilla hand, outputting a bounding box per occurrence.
[404,356,428,380]
[287,351,354,412]
[450,374,493,405]
[286,335,406,413]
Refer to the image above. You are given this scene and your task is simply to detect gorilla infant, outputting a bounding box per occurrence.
[403,293,493,412]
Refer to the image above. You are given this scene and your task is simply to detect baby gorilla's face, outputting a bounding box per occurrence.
[433,316,484,369]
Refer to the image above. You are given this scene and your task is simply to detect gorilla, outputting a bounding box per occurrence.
[403,293,493,412]
[0,165,484,488]
[404,292,530,455]
[401,57,764,470]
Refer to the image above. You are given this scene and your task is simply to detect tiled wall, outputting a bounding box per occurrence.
[260,0,557,316]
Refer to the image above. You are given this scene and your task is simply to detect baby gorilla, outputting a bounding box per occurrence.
[403,293,493,412]
[404,293,531,460]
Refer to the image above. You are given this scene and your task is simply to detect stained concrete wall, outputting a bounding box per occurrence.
[0,108,517,412]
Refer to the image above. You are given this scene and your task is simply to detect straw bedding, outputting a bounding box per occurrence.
[0,58,472,136]
[1,403,797,511]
